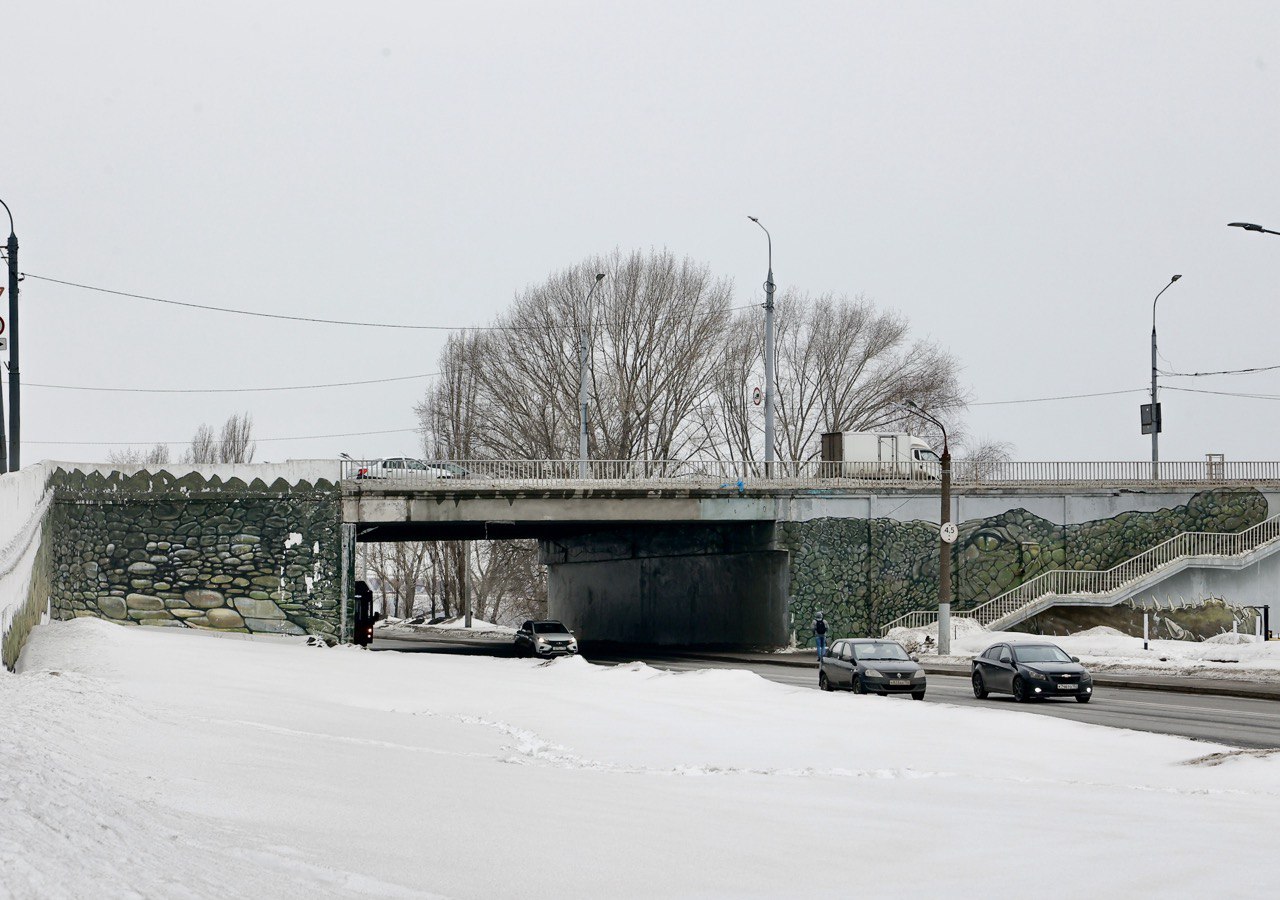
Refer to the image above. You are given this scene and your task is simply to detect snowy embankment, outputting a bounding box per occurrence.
[889,618,1280,682]
[0,463,55,669]
[4,618,1278,898]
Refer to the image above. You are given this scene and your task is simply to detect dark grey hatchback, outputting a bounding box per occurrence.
[819,638,926,700]
[971,641,1094,703]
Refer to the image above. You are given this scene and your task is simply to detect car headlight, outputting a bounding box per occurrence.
[911,669,926,680]
[863,668,883,678]
[1027,669,1052,681]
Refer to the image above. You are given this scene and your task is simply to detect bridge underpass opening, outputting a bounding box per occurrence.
[346,520,791,649]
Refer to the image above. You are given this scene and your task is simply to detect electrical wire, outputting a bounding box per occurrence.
[27,426,420,447]
[1159,363,1280,378]
[23,272,758,331]
[969,388,1146,407]
[1163,386,1280,401]
[4,372,440,394]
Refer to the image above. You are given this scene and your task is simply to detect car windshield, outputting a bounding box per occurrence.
[853,642,910,661]
[1012,645,1072,663]
[533,622,569,634]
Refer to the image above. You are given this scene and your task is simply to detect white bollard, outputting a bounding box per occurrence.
[1143,612,1149,651]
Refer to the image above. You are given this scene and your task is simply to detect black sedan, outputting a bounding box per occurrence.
[819,638,927,700]
[971,641,1094,703]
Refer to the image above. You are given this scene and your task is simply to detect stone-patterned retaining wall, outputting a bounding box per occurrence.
[778,488,1269,642]
[48,469,343,639]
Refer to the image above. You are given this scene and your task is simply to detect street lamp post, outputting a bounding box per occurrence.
[579,273,606,479]
[1148,275,1182,480]
[904,400,952,656]
[1228,221,1280,237]
[747,217,775,477]
[0,197,15,474]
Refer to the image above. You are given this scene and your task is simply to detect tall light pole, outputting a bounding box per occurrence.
[748,216,775,476]
[579,273,606,479]
[1228,221,1280,237]
[0,197,15,474]
[1148,274,1182,480]
[905,400,952,656]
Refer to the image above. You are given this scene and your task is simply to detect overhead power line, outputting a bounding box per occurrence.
[28,426,420,447]
[1159,363,1280,378]
[2,371,439,394]
[24,272,758,331]
[1163,386,1280,401]
[969,388,1146,407]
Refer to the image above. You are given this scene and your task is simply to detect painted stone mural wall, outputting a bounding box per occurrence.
[777,489,1269,641]
[48,469,343,639]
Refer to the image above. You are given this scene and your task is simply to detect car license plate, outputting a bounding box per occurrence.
[1057,683,1078,690]
[890,679,910,686]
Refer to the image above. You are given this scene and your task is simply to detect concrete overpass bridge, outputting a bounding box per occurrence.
[5,458,1280,669]
[341,458,1280,647]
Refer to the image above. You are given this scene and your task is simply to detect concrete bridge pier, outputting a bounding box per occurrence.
[540,522,790,648]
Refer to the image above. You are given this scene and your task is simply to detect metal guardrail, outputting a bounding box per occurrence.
[881,513,1280,635]
[340,458,1280,487]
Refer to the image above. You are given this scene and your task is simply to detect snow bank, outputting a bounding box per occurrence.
[890,620,1280,681]
[4,617,1279,898]
[0,463,56,669]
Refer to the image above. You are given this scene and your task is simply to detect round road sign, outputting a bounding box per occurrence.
[940,521,959,544]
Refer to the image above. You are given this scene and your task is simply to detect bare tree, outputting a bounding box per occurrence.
[955,436,1016,481]
[357,541,431,618]
[700,291,966,462]
[417,249,733,462]
[218,412,256,463]
[183,413,256,464]
[107,443,172,466]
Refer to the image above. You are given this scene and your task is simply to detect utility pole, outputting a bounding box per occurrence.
[0,197,15,474]
[1147,275,1181,480]
[904,400,953,655]
[579,273,605,479]
[463,539,472,629]
[748,217,775,476]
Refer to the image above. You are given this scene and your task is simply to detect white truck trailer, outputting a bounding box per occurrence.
[819,432,942,479]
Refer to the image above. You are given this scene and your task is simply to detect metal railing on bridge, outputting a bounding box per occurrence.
[339,457,1280,487]
[881,512,1280,635]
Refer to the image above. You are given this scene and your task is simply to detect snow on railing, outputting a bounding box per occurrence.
[881,512,1280,635]
[339,458,1280,486]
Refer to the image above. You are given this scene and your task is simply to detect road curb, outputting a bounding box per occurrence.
[665,652,1280,702]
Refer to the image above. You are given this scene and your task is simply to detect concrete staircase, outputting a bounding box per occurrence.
[882,513,1280,635]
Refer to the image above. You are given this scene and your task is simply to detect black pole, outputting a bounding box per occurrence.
[6,227,18,472]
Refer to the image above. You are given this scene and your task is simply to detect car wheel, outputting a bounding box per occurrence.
[819,671,832,692]
[852,676,866,695]
[912,691,925,701]
[1012,676,1028,703]
[1076,692,1092,704]
[972,672,988,699]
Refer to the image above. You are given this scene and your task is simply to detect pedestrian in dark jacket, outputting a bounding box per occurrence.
[813,612,828,659]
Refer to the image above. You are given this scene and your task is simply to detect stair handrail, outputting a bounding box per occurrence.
[881,512,1280,635]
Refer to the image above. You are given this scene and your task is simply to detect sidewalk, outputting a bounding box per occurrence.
[667,649,1280,702]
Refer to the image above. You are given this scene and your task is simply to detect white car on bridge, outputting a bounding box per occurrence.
[356,458,468,480]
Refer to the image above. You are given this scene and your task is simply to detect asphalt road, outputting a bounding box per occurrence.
[372,634,1280,749]
[584,653,1280,749]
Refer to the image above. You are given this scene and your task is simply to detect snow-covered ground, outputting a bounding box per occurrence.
[3,619,1278,898]
[888,619,1280,682]
[377,615,516,641]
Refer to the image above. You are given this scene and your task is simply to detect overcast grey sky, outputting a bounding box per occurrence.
[3,1,1278,465]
